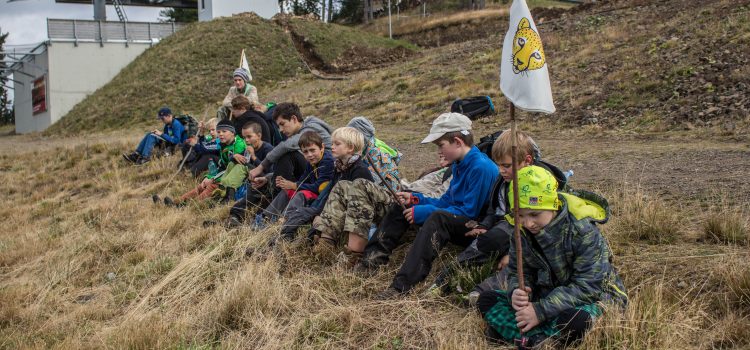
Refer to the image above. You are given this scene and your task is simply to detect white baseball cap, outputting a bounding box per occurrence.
[421,112,473,144]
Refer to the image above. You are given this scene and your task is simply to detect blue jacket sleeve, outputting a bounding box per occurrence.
[161,121,184,145]
[297,156,334,194]
[412,164,497,224]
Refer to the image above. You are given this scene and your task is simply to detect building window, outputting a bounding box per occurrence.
[201,0,205,9]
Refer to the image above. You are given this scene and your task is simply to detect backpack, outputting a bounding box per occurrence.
[263,102,284,146]
[451,96,495,120]
[477,130,503,159]
[175,114,199,139]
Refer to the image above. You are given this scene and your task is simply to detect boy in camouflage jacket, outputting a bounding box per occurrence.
[477,166,627,348]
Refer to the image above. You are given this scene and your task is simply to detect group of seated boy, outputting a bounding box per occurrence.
[121,68,628,348]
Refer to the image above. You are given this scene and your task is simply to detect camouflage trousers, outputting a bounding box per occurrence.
[318,179,393,241]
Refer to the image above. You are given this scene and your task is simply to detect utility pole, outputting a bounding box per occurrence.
[388,0,392,39]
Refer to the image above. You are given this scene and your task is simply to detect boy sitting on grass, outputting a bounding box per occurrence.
[156,120,245,206]
[123,107,185,165]
[431,129,568,297]
[257,131,334,239]
[477,166,627,348]
[183,117,220,177]
[215,122,274,203]
[358,113,498,299]
[307,127,375,258]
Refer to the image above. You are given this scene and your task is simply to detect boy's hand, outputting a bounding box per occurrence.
[402,207,414,224]
[233,153,247,164]
[511,287,532,311]
[251,176,267,189]
[198,121,204,130]
[465,228,487,237]
[188,137,198,146]
[515,305,540,333]
[153,130,163,136]
[248,167,262,181]
[275,177,296,190]
[396,192,412,205]
[246,146,256,162]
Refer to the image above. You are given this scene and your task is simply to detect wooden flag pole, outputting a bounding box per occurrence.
[509,102,525,291]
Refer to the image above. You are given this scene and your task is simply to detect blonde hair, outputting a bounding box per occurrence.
[332,127,365,155]
[492,129,537,163]
[206,118,219,129]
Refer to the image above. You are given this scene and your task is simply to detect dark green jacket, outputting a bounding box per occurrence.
[506,190,627,323]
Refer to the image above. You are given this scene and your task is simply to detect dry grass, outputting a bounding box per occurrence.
[609,186,686,244]
[0,130,748,349]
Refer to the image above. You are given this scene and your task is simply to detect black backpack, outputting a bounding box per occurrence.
[263,103,285,146]
[477,130,503,159]
[175,114,199,139]
[451,96,496,120]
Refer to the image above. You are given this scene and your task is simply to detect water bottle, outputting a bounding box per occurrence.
[564,169,574,180]
[208,159,218,177]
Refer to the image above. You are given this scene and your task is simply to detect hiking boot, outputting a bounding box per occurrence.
[224,216,242,229]
[336,247,364,268]
[163,196,183,207]
[514,334,550,350]
[375,287,402,300]
[152,194,161,204]
[122,152,140,163]
[202,219,219,228]
[135,156,150,165]
[220,188,236,204]
[306,227,322,246]
[353,259,379,277]
[312,236,337,261]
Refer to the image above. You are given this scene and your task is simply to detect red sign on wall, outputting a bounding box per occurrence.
[32,76,47,115]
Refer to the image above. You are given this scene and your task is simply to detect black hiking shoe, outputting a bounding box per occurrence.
[135,156,150,165]
[202,219,219,228]
[375,287,403,300]
[122,152,140,163]
[163,196,182,207]
[152,194,161,204]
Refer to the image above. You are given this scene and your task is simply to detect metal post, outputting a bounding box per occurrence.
[148,22,152,46]
[73,19,79,47]
[98,20,104,47]
[388,0,392,39]
[124,21,129,47]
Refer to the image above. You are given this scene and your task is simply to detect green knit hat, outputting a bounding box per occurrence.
[509,165,560,211]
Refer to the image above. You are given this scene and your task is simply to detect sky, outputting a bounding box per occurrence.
[1,0,164,102]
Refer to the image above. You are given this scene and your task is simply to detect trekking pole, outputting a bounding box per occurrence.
[364,152,406,211]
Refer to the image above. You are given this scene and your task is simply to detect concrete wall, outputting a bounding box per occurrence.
[14,41,151,134]
[199,0,280,21]
[13,46,51,134]
[47,42,150,128]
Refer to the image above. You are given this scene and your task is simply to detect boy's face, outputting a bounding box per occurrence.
[160,115,172,125]
[331,138,354,159]
[497,155,533,181]
[301,143,324,165]
[434,138,463,163]
[217,129,235,144]
[233,77,246,89]
[276,117,302,137]
[242,129,261,148]
[518,208,557,234]
[208,126,217,138]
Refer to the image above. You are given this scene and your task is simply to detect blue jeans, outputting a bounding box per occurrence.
[136,133,161,158]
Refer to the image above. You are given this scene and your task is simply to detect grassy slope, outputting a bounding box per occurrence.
[48,15,417,135]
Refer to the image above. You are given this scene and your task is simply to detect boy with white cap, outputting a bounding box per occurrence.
[359,113,499,297]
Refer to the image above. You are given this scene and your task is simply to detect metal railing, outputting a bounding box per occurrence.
[46,18,188,46]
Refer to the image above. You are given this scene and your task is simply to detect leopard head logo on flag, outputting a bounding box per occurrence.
[512,17,546,74]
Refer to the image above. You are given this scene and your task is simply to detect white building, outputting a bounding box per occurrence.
[8,19,186,134]
[198,0,280,21]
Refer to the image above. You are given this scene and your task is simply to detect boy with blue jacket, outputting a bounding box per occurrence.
[123,107,185,165]
[361,113,499,297]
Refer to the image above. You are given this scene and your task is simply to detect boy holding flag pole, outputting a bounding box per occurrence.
[476,1,627,348]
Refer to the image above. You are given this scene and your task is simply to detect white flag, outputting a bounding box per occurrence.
[500,0,555,114]
[239,49,253,81]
